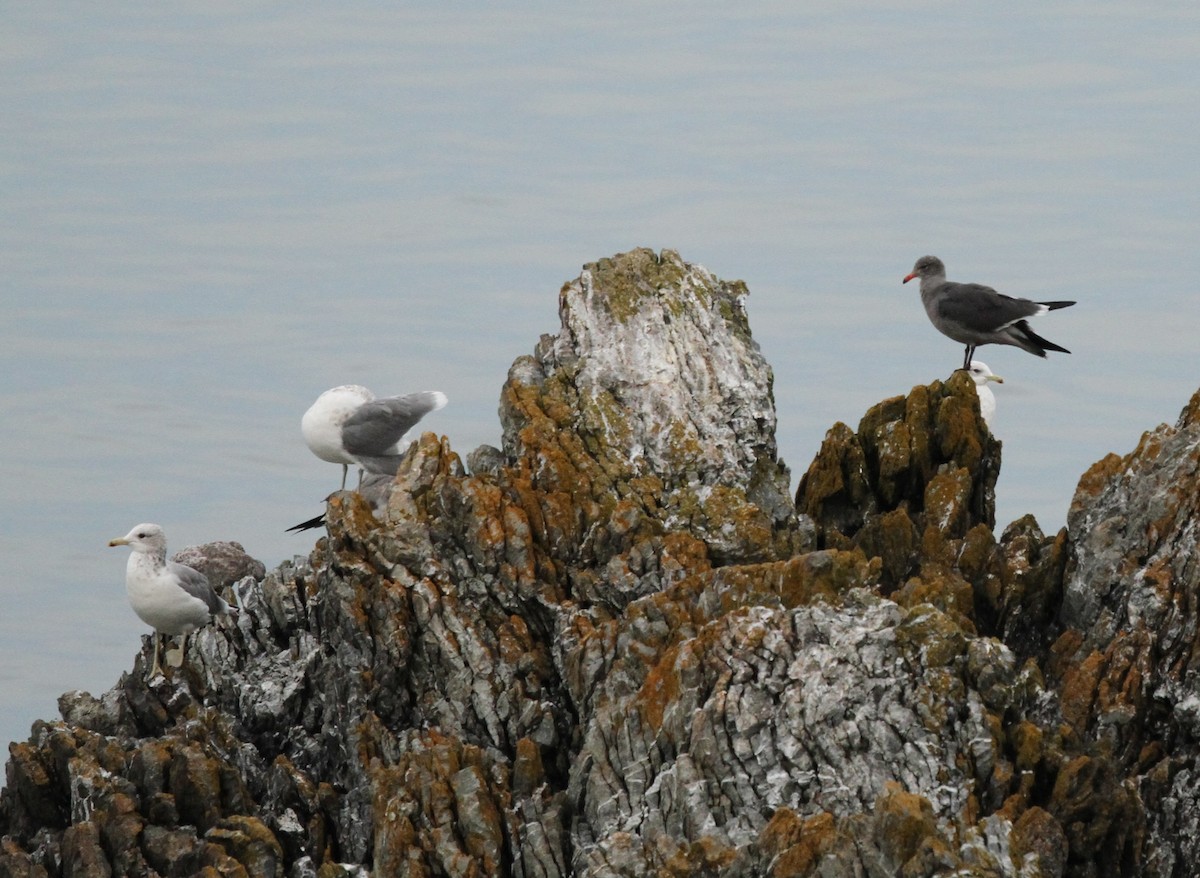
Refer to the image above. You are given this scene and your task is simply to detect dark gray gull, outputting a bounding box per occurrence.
[287,472,394,533]
[108,523,237,677]
[903,255,1074,370]
[966,360,1003,426]
[300,386,447,489]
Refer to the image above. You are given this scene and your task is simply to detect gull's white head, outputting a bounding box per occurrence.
[965,361,1003,426]
[966,361,1004,386]
[108,523,168,554]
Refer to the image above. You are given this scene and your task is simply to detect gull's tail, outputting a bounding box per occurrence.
[1010,320,1071,357]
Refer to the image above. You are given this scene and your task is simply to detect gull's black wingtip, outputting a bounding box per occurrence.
[286,513,327,533]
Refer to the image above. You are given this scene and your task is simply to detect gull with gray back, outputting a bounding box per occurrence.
[903,255,1074,370]
[300,386,447,490]
[108,523,237,677]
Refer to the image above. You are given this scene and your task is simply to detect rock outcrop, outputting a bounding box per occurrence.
[2,247,1198,877]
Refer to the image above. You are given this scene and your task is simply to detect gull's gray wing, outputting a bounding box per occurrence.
[935,282,1044,333]
[341,391,447,458]
[357,472,395,513]
[167,561,225,615]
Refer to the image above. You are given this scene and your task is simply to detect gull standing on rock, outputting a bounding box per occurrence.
[300,386,448,490]
[966,360,1003,426]
[108,523,237,677]
[903,255,1075,370]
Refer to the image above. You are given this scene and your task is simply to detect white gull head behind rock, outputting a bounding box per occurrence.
[965,360,1003,426]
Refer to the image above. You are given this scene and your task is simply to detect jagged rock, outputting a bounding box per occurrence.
[1049,388,1200,874]
[173,540,267,590]
[797,371,1001,590]
[467,444,506,478]
[980,516,1070,665]
[57,690,130,739]
[499,247,805,572]
[2,248,1198,877]
[567,581,1052,876]
[60,821,109,878]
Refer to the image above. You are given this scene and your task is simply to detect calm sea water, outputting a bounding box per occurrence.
[3,3,1198,761]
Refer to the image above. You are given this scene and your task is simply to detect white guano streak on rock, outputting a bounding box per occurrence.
[573,593,1004,872]
[561,261,774,488]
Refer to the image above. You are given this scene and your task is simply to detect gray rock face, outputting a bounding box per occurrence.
[0,248,1196,877]
[500,249,802,570]
[1061,399,1200,647]
[548,251,772,492]
[569,588,1039,875]
[1053,390,1200,876]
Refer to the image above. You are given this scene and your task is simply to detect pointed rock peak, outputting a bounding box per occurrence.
[1178,384,1200,430]
[499,247,796,564]
[562,247,750,333]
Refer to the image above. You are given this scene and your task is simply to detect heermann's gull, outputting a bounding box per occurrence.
[300,386,447,490]
[108,523,237,677]
[965,360,1003,426]
[903,256,1074,370]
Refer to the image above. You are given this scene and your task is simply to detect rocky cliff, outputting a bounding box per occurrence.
[3,248,1198,878]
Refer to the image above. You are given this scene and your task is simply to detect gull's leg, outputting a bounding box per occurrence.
[340,463,349,491]
[962,345,975,371]
[150,634,164,678]
[356,467,365,490]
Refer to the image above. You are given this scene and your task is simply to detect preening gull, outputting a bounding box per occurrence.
[966,360,1003,426]
[903,256,1075,370]
[108,523,237,677]
[301,386,447,490]
[286,472,394,533]
[300,385,372,490]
